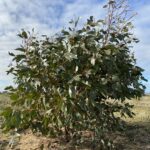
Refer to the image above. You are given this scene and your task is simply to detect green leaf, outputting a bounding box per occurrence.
[5,86,14,91]
[7,67,14,74]
[13,54,26,62]
[103,5,107,8]
[73,74,81,81]
[61,30,70,35]
[9,52,15,56]
[22,31,28,39]
[104,49,111,55]
[15,48,25,52]
[64,52,77,60]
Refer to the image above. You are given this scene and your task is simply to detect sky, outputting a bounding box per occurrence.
[0,0,150,93]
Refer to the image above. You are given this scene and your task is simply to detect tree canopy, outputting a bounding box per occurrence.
[1,0,146,149]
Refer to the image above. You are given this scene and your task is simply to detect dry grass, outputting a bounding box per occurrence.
[126,95,150,124]
[0,93,150,150]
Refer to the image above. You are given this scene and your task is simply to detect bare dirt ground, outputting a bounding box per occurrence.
[0,94,150,150]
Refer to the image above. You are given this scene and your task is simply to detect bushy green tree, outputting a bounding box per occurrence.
[1,0,146,149]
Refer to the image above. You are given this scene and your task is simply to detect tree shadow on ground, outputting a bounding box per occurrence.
[114,122,150,150]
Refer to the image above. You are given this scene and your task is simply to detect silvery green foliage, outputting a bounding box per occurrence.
[1,15,146,149]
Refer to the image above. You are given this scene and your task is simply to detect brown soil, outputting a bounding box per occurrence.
[0,123,150,150]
